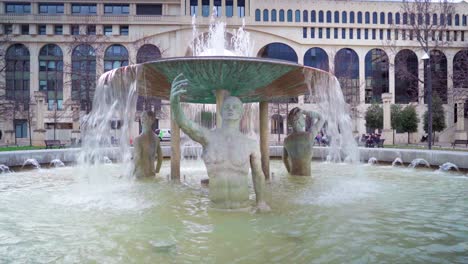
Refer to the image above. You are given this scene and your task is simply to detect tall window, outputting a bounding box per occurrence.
[395,49,418,103]
[255,9,261,21]
[373,12,378,24]
[287,9,293,22]
[303,10,308,22]
[39,44,63,110]
[350,11,355,23]
[295,10,300,22]
[214,0,222,16]
[202,0,209,17]
[14,120,28,138]
[365,49,389,103]
[396,13,401,24]
[453,50,468,89]
[365,12,370,24]
[271,114,284,134]
[237,0,245,17]
[226,0,233,17]
[72,45,96,113]
[311,10,316,22]
[136,45,162,113]
[335,48,359,105]
[358,12,362,23]
[380,12,385,24]
[334,11,339,23]
[5,44,30,110]
[279,9,285,22]
[342,11,347,23]
[388,12,393,24]
[190,0,198,16]
[319,11,324,23]
[326,11,331,23]
[104,45,129,72]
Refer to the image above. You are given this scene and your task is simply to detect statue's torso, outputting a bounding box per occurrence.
[202,130,254,209]
[134,132,158,178]
[284,132,313,176]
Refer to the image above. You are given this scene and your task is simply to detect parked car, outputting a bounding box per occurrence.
[157,129,171,141]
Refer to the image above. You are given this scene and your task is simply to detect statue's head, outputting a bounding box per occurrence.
[141,110,155,128]
[288,107,305,132]
[222,96,243,121]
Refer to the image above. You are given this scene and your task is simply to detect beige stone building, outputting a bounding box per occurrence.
[0,0,467,146]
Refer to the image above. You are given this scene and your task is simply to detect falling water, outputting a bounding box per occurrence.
[439,162,459,172]
[22,159,40,169]
[0,164,11,174]
[392,157,403,167]
[303,72,360,163]
[408,158,430,168]
[77,65,139,176]
[50,159,65,167]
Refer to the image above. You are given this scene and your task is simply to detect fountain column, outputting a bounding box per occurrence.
[382,93,393,145]
[455,101,467,140]
[259,101,270,179]
[171,115,181,180]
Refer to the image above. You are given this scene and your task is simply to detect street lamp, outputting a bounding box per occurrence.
[422,51,432,150]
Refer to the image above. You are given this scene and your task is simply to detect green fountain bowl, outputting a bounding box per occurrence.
[137,56,332,104]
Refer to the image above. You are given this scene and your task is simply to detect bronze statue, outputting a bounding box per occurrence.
[133,111,163,178]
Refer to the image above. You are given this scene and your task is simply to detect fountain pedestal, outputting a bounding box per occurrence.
[382,93,393,145]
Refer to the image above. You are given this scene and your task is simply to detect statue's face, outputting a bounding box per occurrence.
[222,97,243,121]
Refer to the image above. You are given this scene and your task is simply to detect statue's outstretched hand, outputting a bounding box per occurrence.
[170,73,189,102]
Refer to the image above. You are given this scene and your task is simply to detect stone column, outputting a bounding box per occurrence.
[233,0,238,17]
[259,101,270,179]
[446,53,454,128]
[197,0,202,16]
[33,91,47,146]
[359,50,366,104]
[221,0,226,17]
[209,0,214,16]
[71,103,81,143]
[455,101,467,140]
[388,54,395,103]
[62,45,72,103]
[170,116,181,180]
[418,57,425,104]
[382,93,393,145]
[184,0,190,16]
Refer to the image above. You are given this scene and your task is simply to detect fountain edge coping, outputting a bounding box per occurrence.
[1,146,467,169]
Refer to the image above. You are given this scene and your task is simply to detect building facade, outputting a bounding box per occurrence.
[0,0,467,146]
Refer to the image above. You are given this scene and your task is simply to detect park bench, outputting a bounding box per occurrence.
[451,139,468,148]
[44,140,65,149]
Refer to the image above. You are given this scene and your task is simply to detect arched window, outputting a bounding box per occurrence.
[319,10,324,23]
[365,49,389,103]
[395,49,418,103]
[427,50,448,103]
[279,9,285,22]
[447,14,452,26]
[453,50,468,89]
[263,9,269,21]
[380,12,385,24]
[403,13,408,24]
[410,13,415,25]
[39,44,63,110]
[304,47,329,71]
[358,12,362,23]
[365,12,370,24]
[335,48,359,105]
[271,9,277,22]
[255,9,260,21]
[311,10,316,22]
[303,10,308,22]
[388,12,393,24]
[104,44,128,72]
[425,14,430,25]
[432,14,438,25]
[463,15,467,26]
[342,11,347,23]
[5,44,30,110]
[271,114,284,134]
[71,44,96,113]
[455,14,460,26]
[440,14,445,25]
[136,44,161,63]
[350,11,355,23]
[334,11,339,23]
[372,12,377,24]
[417,13,423,25]
[287,9,293,22]
[326,11,332,23]
[136,45,163,113]
[259,43,298,103]
[396,13,401,24]
[295,9,300,22]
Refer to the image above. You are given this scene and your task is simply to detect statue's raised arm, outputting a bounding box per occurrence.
[303,109,325,136]
[170,74,209,146]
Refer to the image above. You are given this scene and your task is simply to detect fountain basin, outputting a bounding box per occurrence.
[134,56,331,103]
[1,160,467,262]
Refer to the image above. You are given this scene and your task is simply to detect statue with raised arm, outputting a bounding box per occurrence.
[170,74,270,212]
[133,110,163,178]
[283,107,324,176]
